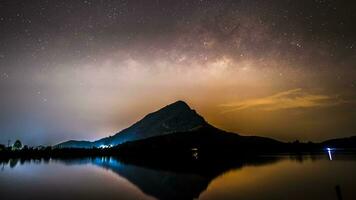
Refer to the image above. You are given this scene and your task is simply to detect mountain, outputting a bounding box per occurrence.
[57,100,208,148]
[42,100,356,153]
[321,136,356,149]
[115,125,286,158]
[57,100,287,155]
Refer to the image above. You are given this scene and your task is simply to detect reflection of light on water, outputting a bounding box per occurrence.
[192,148,199,160]
[93,157,123,169]
[193,152,199,160]
[327,148,333,160]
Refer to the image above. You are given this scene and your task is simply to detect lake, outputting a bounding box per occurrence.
[1,153,356,200]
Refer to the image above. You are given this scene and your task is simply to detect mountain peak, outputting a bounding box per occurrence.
[58,100,207,148]
[160,100,191,112]
[171,100,189,106]
[94,100,207,146]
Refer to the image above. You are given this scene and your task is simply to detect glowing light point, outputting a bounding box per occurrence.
[99,144,113,149]
[326,147,333,160]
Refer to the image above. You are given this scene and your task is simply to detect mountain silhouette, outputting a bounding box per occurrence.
[115,125,285,158]
[57,100,290,155]
[58,100,208,148]
[15,100,356,156]
[322,136,356,148]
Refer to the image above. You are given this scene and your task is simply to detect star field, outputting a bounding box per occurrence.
[0,0,355,145]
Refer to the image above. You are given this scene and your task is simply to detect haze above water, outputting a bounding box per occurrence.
[1,154,356,200]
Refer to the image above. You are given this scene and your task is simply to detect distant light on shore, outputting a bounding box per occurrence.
[99,145,113,149]
[327,147,333,160]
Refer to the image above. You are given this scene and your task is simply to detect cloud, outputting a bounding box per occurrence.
[220,88,347,113]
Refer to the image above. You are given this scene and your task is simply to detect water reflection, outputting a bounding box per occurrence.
[1,157,51,169]
[1,154,356,200]
[0,156,281,200]
[94,157,211,200]
[59,156,282,200]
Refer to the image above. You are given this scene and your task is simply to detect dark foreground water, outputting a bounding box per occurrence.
[1,154,356,200]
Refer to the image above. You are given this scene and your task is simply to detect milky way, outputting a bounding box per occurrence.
[0,0,355,145]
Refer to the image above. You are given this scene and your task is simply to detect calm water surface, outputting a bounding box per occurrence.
[1,154,356,200]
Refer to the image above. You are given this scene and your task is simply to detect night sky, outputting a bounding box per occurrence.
[0,0,355,146]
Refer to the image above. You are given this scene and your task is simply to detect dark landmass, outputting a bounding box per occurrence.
[1,101,356,161]
[322,136,356,149]
[57,101,207,148]
[1,131,355,161]
[108,125,356,163]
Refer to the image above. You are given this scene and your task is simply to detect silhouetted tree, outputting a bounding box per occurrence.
[13,140,22,150]
[0,144,5,151]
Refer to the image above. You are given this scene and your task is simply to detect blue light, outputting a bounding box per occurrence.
[326,147,333,160]
[99,144,113,149]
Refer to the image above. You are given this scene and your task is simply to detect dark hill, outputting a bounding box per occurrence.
[57,100,356,153]
[115,125,286,159]
[57,100,207,148]
[321,136,356,149]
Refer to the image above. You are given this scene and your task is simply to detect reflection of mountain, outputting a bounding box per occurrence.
[94,157,210,200]
[62,156,282,200]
